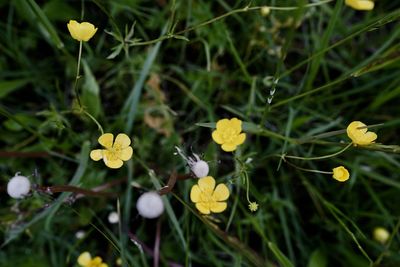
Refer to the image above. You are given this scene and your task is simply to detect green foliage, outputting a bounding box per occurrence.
[1,0,400,266]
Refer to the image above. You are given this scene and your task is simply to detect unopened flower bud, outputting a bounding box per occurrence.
[373,227,390,244]
[7,174,31,199]
[108,211,119,224]
[136,192,164,219]
[188,153,209,178]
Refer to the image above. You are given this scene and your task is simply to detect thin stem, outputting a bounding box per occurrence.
[36,185,116,197]
[128,1,333,47]
[73,41,83,107]
[284,159,333,175]
[82,110,104,135]
[284,142,353,161]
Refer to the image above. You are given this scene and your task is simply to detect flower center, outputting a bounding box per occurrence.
[105,145,122,161]
[221,128,236,143]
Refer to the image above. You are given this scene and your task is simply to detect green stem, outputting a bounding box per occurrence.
[284,142,353,161]
[284,159,332,175]
[82,110,104,135]
[73,41,83,107]
[128,1,333,47]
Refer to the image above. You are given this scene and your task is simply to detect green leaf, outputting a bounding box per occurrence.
[307,249,327,267]
[0,80,29,99]
[267,242,295,267]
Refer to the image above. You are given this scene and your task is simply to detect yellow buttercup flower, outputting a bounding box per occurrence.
[332,166,350,182]
[67,20,98,42]
[345,0,374,11]
[78,252,108,267]
[347,121,377,146]
[90,133,133,169]
[212,118,246,152]
[190,176,230,214]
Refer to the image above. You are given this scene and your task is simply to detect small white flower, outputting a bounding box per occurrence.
[75,230,85,239]
[136,192,164,219]
[188,153,209,178]
[7,174,31,199]
[108,211,119,224]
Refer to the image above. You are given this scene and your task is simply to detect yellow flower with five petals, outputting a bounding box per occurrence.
[67,20,98,42]
[212,118,246,152]
[346,121,377,146]
[190,176,230,214]
[332,166,350,182]
[77,252,108,267]
[345,0,374,11]
[90,133,133,169]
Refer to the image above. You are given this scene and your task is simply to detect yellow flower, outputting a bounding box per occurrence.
[373,227,390,244]
[332,166,350,182]
[190,176,230,214]
[67,20,97,42]
[345,0,374,11]
[212,118,246,152]
[78,252,108,267]
[346,121,377,146]
[90,133,133,169]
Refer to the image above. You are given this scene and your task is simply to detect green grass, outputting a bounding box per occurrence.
[1,0,400,266]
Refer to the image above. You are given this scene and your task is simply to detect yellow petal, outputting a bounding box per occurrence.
[100,264,109,267]
[212,184,230,201]
[119,147,133,161]
[345,0,374,10]
[67,20,80,41]
[114,133,131,148]
[98,133,114,148]
[221,143,237,152]
[210,202,227,213]
[190,185,201,203]
[216,119,230,130]
[360,132,377,145]
[229,118,242,134]
[198,176,215,193]
[90,149,103,161]
[92,257,103,264]
[77,252,91,266]
[195,202,210,214]
[232,133,246,146]
[104,159,123,169]
[212,130,224,144]
[78,22,98,41]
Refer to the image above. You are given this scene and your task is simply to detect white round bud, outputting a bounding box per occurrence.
[136,192,164,219]
[191,160,209,178]
[75,230,85,239]
[108,211,119,224]
[7,175,31,199]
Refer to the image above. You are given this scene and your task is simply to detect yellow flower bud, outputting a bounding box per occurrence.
[260,6,271,16]
[373,227,390,244]
[332,166,350,182]
[67,20,98,42]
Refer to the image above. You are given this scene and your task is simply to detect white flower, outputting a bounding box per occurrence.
[7,174,31,199]
[108,211,119,224]
[188,153,209,178]
[75,230,85,239]
[136,192,164,219]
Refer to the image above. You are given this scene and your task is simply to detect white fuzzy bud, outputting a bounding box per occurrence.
[191,160,209,178]
[136,192,164,219]
[108,211,119,224]
[7,175,31,199]
[75,230,85,239]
